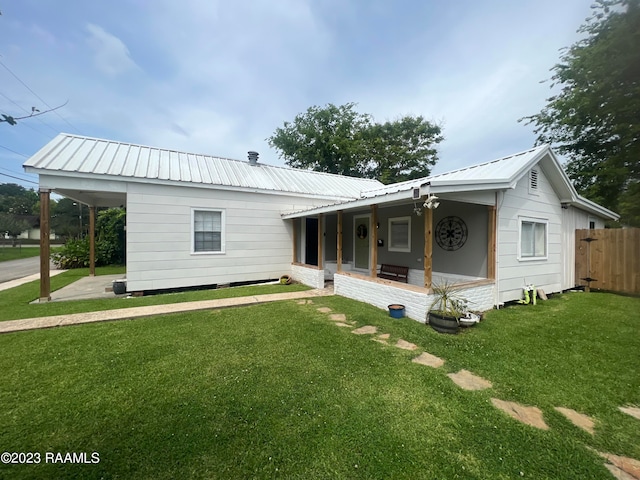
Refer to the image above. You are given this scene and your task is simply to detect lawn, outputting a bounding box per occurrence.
[0,246,59,262]
[0,266,310,321]
[0,292,638,479]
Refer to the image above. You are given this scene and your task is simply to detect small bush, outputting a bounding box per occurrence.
[51,237,91,269]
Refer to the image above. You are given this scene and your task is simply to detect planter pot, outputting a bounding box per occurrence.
[280,275,292,285]
[428,311,459,334]
[388,304,405,319]
[112,279,127,295]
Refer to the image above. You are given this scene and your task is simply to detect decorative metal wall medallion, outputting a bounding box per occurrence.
[356,224,368,239]
[435,216,468,251]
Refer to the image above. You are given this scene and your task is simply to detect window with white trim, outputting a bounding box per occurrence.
[192,209,224,253]
[388,216,411,252]
[519,217,547,259]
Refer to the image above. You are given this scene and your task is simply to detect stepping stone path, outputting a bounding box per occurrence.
[448,369,493,391]
[554,407,596,435]
[619,406,640,421]
[412,352,445,368]
[296,299,313,305]
[373,333,390,344]
[312,304,640,480]
[491,398,549,430]
[395,339,418,351]
[596,451,640,480]
[351,325,377,335]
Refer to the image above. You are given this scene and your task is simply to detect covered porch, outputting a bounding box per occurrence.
[284,187,497,322]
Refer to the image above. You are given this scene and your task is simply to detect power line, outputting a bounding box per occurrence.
[0,90,59,137]
[0,144,29,158]
[0,165,37,179]
[0,59,82,134]
[0,171,38,185]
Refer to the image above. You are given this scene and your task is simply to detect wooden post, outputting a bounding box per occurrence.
[370,204,378,278]
[89,206,96,276]
[39,189,51,302]
[337,210,343,272]
[292,218,298,263]
[487,205,496,280]
[424,208,433,289]
[317,214,323,269]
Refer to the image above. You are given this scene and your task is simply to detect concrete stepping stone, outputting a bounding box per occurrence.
[596,451,640,480]
[329,313,346,321]
[317,307,332,313]
[334,322,353,328]
[395,339,418,351]
[619,406,640,421]
[296,299,314,305]
[411,352,445,368]
[373,333,390,344]
[351,325,377,335]
[448,369,493,391]
[491,398,549,430]
[554,407,596,434]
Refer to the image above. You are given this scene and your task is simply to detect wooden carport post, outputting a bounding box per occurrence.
[424,207,433,289]
[89,206,96,276]
[39,188,51,302]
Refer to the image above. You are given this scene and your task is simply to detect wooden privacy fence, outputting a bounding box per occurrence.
[575,228,640,295]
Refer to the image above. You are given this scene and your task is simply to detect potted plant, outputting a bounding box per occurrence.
[427,281,468,334]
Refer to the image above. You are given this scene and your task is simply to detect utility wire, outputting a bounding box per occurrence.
[0,144,29,158]
[0,90,58,137]
[0,59,82,134]
[0,171,38,185]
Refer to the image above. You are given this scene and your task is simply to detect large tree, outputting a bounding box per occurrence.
[267,103,443,184]
[522,0,640,226]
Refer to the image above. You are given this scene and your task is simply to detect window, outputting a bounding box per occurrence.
[192,209,224,254]
[388,216,411,252]
[519,217,547,260]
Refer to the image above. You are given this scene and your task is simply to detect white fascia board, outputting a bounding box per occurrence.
[428,181,513,194]
[571,195,619,220]
[24,168,357,202]
[282,189,413,218]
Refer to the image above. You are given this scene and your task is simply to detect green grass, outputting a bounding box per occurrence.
[0,246,59,262]
[0,267,310,321]
[0,292,637,479]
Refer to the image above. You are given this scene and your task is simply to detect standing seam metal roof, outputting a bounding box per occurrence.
[24,133,383,199]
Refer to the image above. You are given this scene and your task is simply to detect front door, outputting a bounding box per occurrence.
[354,215,370,271]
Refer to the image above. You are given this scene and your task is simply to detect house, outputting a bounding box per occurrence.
[24,134,618,319]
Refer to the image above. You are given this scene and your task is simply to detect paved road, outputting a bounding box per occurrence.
[0,257,49,283]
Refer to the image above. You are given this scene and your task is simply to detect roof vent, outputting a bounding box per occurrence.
[529,168,539,194]
[248,151,259,166]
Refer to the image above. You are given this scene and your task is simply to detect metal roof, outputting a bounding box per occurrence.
[360,145,548,197]
[24,134,383,200]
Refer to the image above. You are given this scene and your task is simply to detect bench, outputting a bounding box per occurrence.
[378,264,409,283]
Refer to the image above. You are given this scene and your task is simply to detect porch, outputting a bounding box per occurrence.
[285,193,498,322]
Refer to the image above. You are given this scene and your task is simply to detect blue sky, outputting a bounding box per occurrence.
[1,0,594,190]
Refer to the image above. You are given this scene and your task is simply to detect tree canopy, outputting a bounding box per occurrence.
[267,103,443,184]
[521,0,640,226]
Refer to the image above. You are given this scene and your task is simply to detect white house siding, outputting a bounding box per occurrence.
[334,273,495,323]
[497,166,563,303]
[125,183,327,291]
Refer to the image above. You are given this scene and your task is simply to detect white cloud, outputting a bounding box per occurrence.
[85,23,139,77]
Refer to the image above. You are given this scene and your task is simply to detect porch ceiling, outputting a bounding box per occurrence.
[54,189,126,208]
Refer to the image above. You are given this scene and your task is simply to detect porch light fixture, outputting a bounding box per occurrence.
[423,194,440,210]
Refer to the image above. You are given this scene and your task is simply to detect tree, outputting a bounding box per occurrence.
[268,103,443,184]
[521,0,640,226]
[50,197,88,239]
[0,183,38,216]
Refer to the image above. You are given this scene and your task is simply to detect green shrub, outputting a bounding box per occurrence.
[51,208,126,269]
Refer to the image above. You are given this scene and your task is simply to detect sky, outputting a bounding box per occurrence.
[0,0,595,191]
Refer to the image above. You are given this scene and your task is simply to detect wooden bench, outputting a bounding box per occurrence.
[378,264,409,283]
